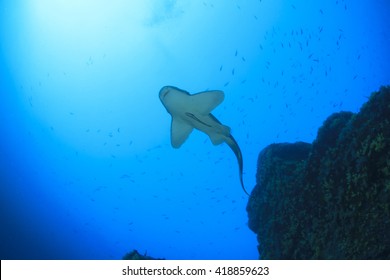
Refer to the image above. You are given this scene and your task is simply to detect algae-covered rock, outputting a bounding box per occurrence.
[247,142,312,259]
[122,250,164,260]
[247,86,390,259]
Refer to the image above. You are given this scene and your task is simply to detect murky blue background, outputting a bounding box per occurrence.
[0,0,389,259]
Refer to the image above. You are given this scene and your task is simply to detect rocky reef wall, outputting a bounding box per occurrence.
[247,86,390,259]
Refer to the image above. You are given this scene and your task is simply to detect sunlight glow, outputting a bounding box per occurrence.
[28,0,150,37]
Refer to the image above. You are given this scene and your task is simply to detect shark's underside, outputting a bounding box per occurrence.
[159,85,249,195]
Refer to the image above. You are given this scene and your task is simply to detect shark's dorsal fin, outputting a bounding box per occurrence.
[191,90,224,115]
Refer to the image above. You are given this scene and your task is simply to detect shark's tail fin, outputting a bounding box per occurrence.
[225,135,250,196]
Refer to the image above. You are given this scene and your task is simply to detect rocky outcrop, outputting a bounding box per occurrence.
[247,86,390,259]
[122,250,164,260]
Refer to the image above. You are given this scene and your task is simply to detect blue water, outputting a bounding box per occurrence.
[0,0,389,260]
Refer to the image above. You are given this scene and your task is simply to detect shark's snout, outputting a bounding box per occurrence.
[159,86,171,101]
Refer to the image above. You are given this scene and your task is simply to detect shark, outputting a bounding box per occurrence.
[159,85,249,195]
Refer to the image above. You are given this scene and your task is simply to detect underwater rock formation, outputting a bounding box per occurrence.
[122,250,164,260]
[247,86,390,259]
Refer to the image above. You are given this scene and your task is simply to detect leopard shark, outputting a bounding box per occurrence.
[159,85,249,195]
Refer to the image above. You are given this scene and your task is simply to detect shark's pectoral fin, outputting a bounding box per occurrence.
[171,117,193,148]
[191,90,224,114]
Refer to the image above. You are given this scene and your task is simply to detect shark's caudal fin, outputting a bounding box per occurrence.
[224,135,249,196]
